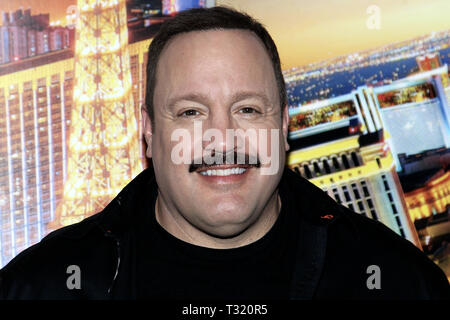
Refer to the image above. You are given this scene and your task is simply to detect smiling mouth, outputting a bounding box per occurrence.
[197,165,251,176]
[189,152,261,177]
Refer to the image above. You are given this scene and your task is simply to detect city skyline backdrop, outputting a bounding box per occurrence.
[1,0,449,69]
[0,0,448,277]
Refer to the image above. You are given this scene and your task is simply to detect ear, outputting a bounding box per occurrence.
[282,103,290,152]
[141,106,153,159]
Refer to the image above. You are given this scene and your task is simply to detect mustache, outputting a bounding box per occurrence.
[188,151,261,173]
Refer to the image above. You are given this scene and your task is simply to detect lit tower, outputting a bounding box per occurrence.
[52,0,142,227]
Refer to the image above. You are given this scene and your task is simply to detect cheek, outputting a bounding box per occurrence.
[152,128,177,173]
[257,128,282,157]
[154,127,183,157]
[153,126,198,176]
[255,127,285,176]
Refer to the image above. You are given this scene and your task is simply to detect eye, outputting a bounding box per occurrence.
[239,107,259,114]
[179,109,200,117]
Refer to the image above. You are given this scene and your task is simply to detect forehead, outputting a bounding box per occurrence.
[154,29,278,105]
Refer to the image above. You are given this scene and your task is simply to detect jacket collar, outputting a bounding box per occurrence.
[279,167,345,226]
[94,165,158,237]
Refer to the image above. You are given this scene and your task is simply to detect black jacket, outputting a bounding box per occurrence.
[1,166,449,300]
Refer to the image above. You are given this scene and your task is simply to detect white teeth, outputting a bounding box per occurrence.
[199,167,247,176]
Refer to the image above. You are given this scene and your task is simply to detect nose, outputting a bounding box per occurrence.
[201,108,236,154]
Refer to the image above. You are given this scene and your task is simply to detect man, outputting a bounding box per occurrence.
[0,6,449,300]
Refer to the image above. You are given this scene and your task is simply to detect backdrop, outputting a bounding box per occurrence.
[0,0,448,283]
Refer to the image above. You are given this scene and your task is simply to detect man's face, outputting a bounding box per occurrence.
[144,29,289,238]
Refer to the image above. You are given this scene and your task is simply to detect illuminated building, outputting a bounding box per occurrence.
[0,24,9,63]
[162,0,177,15]
[367,64,450,234]
[404,169,450,221]
[287,65,450,247]
[0,4,152,267]
[416,53,442,72]
[162,0,210,15]
[0,9,73,64]
[368,65,450,172]
[51,0,143,228]
[0,59,75,267]
[287,92,421,247]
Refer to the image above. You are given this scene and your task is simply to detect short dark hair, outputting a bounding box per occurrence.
[145,6,287,125]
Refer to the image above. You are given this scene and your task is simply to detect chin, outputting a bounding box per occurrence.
[204,200,251,221]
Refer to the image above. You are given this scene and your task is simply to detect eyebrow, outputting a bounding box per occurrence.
[166,91,273,108]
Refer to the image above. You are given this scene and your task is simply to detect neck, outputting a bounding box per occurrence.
[154,191,281,249]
